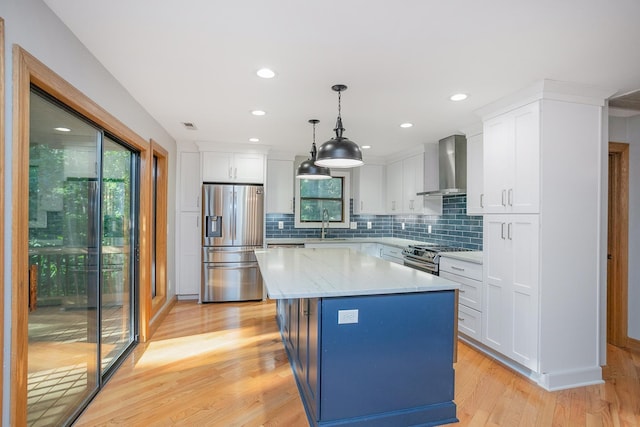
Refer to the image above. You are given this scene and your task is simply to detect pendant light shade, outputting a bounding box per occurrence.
[296,119,332,180]
[315,84,364,168]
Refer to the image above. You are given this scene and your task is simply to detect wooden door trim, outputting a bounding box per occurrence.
[146,139,170,337]
[607,142,629,349]
[0,17,5,418]
[11,45,152,425]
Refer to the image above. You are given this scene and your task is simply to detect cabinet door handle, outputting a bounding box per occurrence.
[458,316,465,321]
[290,199,293,212]
[480,193,484,208]
[501,222,506,239]
[196,195,200,208]
[410,199,414,210]
[508,188,513,206]
[508,222,513,240]
[360,201,364,211]
[228,167,232,179]
[234,167,238,179]
[451,266,465,271]
[458,289,466,293]
[501,189,507,206]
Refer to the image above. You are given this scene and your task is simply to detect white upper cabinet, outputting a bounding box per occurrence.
[202,151,265,183]
[386,160,403,213]
[483,102,540,214]
[266,159,294,214]
[179,151,201,212]
[402,154,424,213]
[386,152,440,215]
[466,131,484,215]
[353,163,386,215]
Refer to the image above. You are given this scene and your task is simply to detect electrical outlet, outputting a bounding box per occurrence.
[401,222,405,230]
[428,225,432,233]
[350,221,357,229]
[338,309,359,324]
[278,221,284,229]
[367,221,372,229]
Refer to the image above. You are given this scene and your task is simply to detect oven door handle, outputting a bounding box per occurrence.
[403,258,437,273]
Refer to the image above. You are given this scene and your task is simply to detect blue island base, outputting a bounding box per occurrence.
[276,291,459,427]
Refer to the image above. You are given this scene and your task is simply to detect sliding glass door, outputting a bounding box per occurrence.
[101,136,136,374]
[27,88,138,426]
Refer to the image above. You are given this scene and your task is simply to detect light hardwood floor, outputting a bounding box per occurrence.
[74,301,640,427]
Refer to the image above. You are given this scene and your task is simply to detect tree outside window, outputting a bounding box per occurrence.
[299,177,344,222]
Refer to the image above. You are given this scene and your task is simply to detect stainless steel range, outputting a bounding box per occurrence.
[401,244,471,275]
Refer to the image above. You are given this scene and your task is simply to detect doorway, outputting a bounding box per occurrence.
[607,142,629,348]
[26,89,138,425]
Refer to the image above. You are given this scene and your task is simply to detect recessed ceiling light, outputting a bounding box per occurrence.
[450,93,468,101]
[54,127,71,132]
[400,123,413,128]
[249,138,260,143]
[256,68,275,79]
[362,145,371,149]
[251,110,266,116]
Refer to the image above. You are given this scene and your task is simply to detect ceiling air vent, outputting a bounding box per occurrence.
[182,122,198,130]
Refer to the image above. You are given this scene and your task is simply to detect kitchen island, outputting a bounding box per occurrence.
[255,247,460,427]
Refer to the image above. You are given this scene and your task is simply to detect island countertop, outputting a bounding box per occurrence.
[255,247,459,299]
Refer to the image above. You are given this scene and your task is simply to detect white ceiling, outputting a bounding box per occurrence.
[42,0,640,158]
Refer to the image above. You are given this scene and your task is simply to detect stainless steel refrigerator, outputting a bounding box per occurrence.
[201,183,264,302]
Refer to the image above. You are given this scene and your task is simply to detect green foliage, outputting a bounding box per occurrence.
[300,177,344,222]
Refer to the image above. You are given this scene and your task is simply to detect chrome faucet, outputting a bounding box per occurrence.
[321,208,330,239]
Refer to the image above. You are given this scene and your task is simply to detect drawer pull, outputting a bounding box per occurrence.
[451,266,465,271]
[458,317,465,321]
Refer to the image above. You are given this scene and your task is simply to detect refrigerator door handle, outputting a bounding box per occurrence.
[232,189,237,241]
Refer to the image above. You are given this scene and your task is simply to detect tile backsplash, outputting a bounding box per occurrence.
[265,194,483,250]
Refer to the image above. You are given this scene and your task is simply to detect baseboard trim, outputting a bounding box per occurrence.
[626,336,640,353]
[458,334,604,391]
[149,295,178,339]
[537,367,604,391]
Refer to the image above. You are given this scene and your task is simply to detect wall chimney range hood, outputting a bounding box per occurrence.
[418,134,467,196]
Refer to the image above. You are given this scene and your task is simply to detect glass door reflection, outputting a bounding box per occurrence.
[27,90,100,426]
[101,136,136,374]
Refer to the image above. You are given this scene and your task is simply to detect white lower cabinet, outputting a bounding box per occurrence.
[440,257,483,341]
[483,215,539,371]
[379,245,404,264]
[359,243,380,257]
[178,212,201,297]
[304,242,361,250]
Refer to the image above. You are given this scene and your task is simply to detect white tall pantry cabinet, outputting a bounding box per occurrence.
[177,151,202,298]
[478,80,614,390]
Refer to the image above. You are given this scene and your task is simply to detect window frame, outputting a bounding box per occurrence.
[295,170,351,229]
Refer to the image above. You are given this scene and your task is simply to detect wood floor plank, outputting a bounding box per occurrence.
[74,301,640,427]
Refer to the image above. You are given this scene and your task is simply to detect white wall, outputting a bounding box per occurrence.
[1,0,178,422]
[609,115,640,341]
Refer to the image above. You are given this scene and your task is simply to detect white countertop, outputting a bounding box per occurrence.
[255,247,460,299]
[438,251,483,264]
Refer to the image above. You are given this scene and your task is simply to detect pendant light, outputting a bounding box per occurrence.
[296,119,332,180]
[315,84,364,168]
